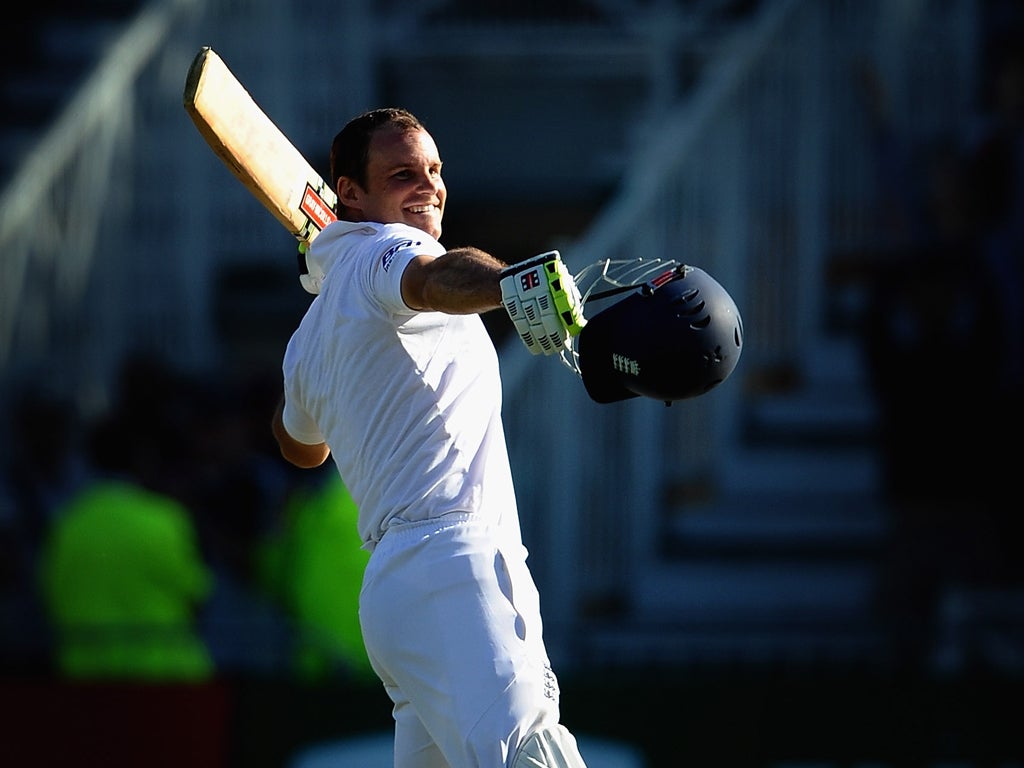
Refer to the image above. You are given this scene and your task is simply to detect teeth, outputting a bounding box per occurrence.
[408,205,433,213]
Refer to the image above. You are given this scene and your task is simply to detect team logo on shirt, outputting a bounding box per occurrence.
[381,239,420,272]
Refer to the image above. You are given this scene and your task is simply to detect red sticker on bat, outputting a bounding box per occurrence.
[301,183,337,231]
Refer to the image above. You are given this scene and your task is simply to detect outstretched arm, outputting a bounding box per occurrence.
[402,246,587,357]
[401,246,505,314]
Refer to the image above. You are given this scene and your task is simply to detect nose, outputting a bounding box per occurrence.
[419,171,442,193]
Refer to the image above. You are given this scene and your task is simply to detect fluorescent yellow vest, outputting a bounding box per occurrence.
[259,473,372,681]
[39,480,214,680]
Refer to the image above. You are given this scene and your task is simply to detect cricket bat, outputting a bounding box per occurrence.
[183,46,337,254]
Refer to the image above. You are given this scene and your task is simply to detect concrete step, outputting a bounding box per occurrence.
[665,489,887,558]
[729,336,883,496]
[743,336,879,448]
[584,549,886,668]
[632,558,878,624]
[580,618,886,669]
[720,445,881,497]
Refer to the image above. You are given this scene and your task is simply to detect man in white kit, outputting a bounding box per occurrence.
[271,107,588,768]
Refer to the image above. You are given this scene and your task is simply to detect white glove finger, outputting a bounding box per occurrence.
[524,295,569,355]
[503,282,544,355]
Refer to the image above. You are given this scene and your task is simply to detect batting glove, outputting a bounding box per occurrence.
[500,251,586,356]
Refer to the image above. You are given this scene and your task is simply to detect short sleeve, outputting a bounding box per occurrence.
[281,344,325,445]
[281,396,324,445]
[368,224,446,313]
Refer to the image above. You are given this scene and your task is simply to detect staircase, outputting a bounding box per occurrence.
[579,334,891,670]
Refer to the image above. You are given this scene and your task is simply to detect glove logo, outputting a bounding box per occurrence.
[519,270,541,291]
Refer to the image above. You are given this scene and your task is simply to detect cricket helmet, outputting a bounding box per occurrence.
[576,265,743,404]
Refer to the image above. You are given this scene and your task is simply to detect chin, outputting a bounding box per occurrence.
[416,220,442,240]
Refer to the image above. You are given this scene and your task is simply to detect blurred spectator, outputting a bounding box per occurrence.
[0,385,89,671]
[37,355,215,680]
[861,137,987,500]
[189,368,295,586]
[965,40,1024,411]
[1,387,89,579]
[184,367,301,674]
[858,38,1024,672]
[256,468,373,682]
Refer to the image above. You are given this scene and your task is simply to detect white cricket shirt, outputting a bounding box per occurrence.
[281,221,520,548]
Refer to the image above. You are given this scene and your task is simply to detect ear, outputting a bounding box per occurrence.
[336,177,362,212]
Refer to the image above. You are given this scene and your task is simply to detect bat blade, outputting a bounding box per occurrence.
[183,47,337,244]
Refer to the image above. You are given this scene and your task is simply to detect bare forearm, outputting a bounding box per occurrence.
[404,247,506,314]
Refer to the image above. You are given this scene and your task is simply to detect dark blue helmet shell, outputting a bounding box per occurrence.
[577,265,743,404]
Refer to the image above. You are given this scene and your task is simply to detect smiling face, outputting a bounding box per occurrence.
[336,125,446,240]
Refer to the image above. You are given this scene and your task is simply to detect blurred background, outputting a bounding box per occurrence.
[1,0,1022,766]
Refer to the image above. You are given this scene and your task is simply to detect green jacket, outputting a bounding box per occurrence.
[39,480,214,680]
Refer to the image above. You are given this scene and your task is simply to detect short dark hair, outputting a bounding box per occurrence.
[329,107,426,194]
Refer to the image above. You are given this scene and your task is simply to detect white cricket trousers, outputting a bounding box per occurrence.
[359,514,561,768]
